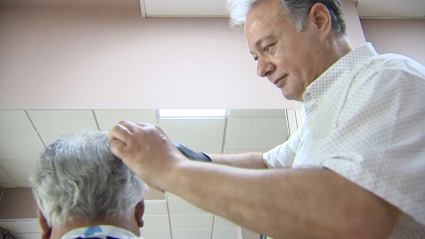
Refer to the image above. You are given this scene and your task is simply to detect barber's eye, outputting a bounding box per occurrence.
[264,44,274,53]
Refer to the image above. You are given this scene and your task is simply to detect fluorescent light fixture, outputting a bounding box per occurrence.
[159,109,226,117]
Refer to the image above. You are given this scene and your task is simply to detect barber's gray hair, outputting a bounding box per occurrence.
[226,0,346,36]
[29,131,147,227]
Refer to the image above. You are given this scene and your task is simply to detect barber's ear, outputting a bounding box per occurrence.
[308,3,332,40]
[37,208,51,239]
[135,201,145,228]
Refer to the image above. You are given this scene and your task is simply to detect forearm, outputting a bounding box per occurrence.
[162,161,399,239]
[209,152,267,169]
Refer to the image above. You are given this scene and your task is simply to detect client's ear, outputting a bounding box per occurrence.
[135,201,145,228]
[37,208,51,239]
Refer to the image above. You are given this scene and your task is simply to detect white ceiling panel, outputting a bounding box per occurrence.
[140,230,172,239]
[144,0,228,17]
[170,214,213,229]
[142,215,170,231]
[225,117,288,150]
[159,118,225,151]
[0,160,37,187]
[0,166,14,184]
[145,200,168,216]
[38,131,80,146]
[0,219,41,234]
[94,110,157,131]
[0,111,35,133]
[212,228,239,239]
[0,0,140,9]
[27,110,98,132]
[214,216,237,229]
[166,192,180,199]
[358,0,425,18]
[168,198,210,215]
[12,233,42,239]
[229,109,286,118]
[172,229,212,239]
[0,133,45,161]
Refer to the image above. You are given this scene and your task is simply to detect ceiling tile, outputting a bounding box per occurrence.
[172,229,212,239]
[357,0,425,18]
[140,230,171,239]
[212,228,239,239]
[168,198,210,215]
[0,219,41,234]
[166,192,179,199]
[170,214,213,230]
[214,216,237,229]
[159,118,225,151]
[144,0,228,16]
[0,111,35,133]
[229,109,286,118]
[0,166,14,184]
[27,110,98,132]
[142,215,170,231]
[38,131,79,146]
[11,233,42,239]
[145,201,168,216]
[0,133,45,160]
[242,228,261,239]
[94,110,157,131]
[0,160,37,187]
[225,117,288,150]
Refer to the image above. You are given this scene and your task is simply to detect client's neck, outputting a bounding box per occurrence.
[51,218,138,239]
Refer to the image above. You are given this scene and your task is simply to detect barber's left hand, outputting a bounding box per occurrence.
[108,120,186,190]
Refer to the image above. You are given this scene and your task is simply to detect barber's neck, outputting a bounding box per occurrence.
[327,35,353,67]
[50,218,140,239]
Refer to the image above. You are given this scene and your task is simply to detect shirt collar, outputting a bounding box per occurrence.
[304,42,378,101]
[61,225,140,239]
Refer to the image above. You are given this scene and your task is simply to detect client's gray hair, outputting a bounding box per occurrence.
[29,131,147,227]
[226,0,346,36]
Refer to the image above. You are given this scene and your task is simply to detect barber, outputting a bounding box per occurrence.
[109,0,425,238]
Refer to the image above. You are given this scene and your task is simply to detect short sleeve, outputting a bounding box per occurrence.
[263,123,304,168]
[321,62,425,225]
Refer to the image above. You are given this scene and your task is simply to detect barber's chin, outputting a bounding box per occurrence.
[281,89,300,101]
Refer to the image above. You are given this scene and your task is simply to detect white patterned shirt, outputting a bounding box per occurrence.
[263,43,425,238]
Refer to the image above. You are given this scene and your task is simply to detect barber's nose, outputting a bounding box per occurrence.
[257,59,275,78]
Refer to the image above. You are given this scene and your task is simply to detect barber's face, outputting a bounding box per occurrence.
[245,0,319,101]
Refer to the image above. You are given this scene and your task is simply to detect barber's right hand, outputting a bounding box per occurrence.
[173,142,212,162]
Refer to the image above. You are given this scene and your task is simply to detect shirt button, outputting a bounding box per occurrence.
[318,98,324,105]
[309,119,314,127]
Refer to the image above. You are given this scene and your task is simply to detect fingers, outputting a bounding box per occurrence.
[108,121,135,144]
[119,120,139,132]
[110,138,127,158]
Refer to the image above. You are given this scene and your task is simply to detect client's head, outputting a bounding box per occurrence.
[29,131,147,239]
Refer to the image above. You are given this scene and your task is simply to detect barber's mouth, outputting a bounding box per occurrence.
[274,75,287,88]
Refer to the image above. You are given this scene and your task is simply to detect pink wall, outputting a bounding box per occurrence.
[0,4,364,110]
[0,8,296,110]
[361,19,425,65]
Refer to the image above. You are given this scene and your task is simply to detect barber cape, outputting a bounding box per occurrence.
[60,225,143,239]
